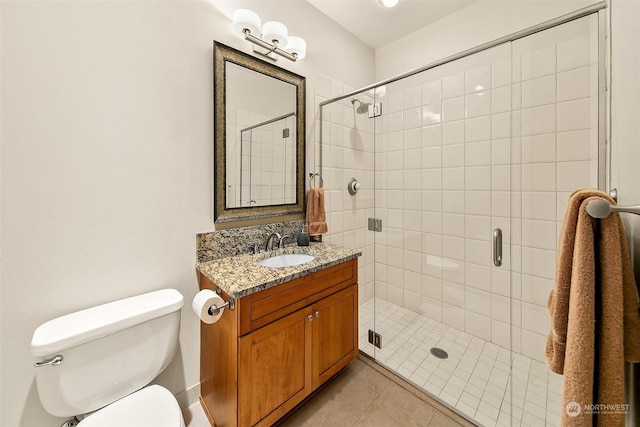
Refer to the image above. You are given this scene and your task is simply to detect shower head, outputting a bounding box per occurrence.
[351,98,371,114]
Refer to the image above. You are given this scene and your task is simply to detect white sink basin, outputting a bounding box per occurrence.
[259,253,315,268]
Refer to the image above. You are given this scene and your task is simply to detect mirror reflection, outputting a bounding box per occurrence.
[225,62,297,208]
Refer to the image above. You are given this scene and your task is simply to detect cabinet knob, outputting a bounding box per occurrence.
[314,311,320,317]
[307,315,313,321]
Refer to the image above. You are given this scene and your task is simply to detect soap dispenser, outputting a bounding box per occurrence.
[297,225,310,246]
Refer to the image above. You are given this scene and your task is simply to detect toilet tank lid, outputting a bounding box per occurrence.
[31,289,184,357]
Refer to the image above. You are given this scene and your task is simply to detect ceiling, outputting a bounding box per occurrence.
[306,0,476,50]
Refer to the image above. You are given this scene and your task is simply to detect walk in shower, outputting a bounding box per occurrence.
[318,5,605,426]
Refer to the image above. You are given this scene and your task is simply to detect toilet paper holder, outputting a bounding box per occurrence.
[209,287,235,314]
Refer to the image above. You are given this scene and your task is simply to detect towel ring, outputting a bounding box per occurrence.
[309,172,324,189]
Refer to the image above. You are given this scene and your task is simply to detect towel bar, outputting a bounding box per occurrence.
[586,199,640,218]
[309,171,324,189]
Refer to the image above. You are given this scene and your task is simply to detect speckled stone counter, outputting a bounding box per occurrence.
[196,242,361,299]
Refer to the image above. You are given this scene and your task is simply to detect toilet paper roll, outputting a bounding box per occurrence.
[192,290,225,324]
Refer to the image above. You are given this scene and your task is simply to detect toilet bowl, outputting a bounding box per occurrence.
[31,289,185,426]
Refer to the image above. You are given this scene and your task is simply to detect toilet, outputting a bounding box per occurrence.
[31,288,186,427]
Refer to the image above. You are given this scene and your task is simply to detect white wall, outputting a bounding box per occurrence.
[610,0,640,272]
[375,0,597,80]
[0,1,374,426]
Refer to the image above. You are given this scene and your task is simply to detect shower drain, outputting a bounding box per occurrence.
[430,347,449,359]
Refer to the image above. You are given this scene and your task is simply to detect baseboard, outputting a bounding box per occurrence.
[175,382,201,410]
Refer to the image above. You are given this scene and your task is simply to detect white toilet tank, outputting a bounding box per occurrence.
[31,289,184,418]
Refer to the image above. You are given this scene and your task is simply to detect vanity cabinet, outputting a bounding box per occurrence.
[198,258,358,427]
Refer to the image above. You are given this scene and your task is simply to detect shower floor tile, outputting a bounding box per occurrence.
[359,298,563,427]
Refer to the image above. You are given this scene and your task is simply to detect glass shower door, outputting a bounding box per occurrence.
[368,43,514,425]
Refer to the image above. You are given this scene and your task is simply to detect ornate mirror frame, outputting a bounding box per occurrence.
[213,42,306,225]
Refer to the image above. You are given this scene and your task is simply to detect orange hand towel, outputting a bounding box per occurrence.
[306,188,328,236]
[546,189,640,427]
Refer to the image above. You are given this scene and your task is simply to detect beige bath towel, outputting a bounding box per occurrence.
[306,188,328,236]
[546,189,640,427]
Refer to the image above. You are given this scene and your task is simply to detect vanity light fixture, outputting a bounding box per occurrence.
[232,9,306,62]
[379,0,399,8]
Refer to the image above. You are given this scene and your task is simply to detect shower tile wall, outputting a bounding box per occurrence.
[511,17,599,362]
[318,15,598,365]
[315,71,376,305]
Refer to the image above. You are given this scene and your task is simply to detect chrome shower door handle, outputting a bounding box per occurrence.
[493,228,503,267]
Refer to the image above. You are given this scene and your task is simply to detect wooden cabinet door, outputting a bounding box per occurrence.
[238,307,312,427]
[312,285,358,389]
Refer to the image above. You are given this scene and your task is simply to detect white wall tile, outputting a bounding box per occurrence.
[442,144,465,167]
[491,112,511,139]
[521,45,556,80]
[442,191,465,213]
[422,103,442,125]
[465,238,491,266]
[465,191,491,216]
[466,263,491,292]
[465,215,490,240]
[442,303,465,330]
[443,72,465,99]
[522,163,556,191]
[491,320,511,348]
[442,121,465,145]
[442,167,465,190]
[422,80,442,104]
[466,166,491,191]
[521,133,556,163]
[466,92,491,118]
[521,75,556,108]
[557,34,591,72]
[557,66,590,102]
[521,219,557,250]
[422,124,442,147]
[557,97,592,132]
[466,140,491,166]
[404,107,423,130]
[443,97,465,122]
[521,274,554,306]
[492,58,510,88]
[443,281,465,307]
[492,86,510,113]
[466,65,492,94]
[557,129,596,162]
[521,104,556,136]
[521,247,556,280]
[465,116,491,142]
[465,311,492,341]
[557,160,593,191]
[467,288,491,316]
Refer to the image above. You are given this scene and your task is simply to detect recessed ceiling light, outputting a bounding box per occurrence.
[379,0,399,8]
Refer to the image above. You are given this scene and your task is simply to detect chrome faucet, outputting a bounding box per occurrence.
[265,233,282,251]
[265,233,290,251]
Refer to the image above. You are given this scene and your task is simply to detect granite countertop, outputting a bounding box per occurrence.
[196,242,361,299]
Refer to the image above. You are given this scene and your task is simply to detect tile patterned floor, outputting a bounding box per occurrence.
[359,298,564,427]
[183,357,468,427]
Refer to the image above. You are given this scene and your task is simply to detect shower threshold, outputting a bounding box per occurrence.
[359,298,563,427]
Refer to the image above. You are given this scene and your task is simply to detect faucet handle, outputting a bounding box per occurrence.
[278,235,291,248]
[250,243,260,254]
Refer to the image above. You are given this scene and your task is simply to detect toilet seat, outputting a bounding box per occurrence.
[78,385,185,427]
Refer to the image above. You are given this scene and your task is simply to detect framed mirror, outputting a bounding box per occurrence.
[213,42,306,225]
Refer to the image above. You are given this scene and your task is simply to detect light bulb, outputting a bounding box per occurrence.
[287,36,306,60]
[232,9,261,37]
[379,0,399,7]
[262,21,288,48]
